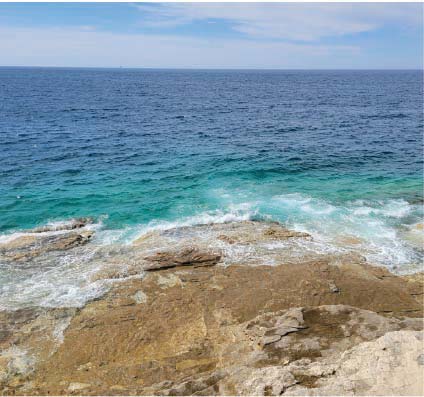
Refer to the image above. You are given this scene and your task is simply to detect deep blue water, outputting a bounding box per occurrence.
[1,68,422,231]
[0,68,423,308]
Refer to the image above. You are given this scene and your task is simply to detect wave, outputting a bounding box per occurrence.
[0,193,422,311]
[1,195,421,268]
[0,217,102,244]
[112,192,423,271]
[264,194,422,269]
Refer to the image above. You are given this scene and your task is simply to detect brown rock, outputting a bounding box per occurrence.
[263,226,311,239]
[90,264,144,282]
[43,231,93,251]
[414,223,424,231]
[0,231,93,261]
[217,235,237,244]
[1,221,422,396]
[4,258,420,396]
[144,248,221,271]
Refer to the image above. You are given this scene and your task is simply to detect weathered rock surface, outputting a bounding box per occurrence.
[284,330,424,396]
[195,221,311,248]
[0,221,422,396]
[1,258,422,395]
[263,225,311,239]
[30,218,94,233]
[144,248,221,271]
[0,307,77,390]
[0,225,94,261]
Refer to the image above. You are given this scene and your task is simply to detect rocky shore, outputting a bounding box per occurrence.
[0,220,423,395]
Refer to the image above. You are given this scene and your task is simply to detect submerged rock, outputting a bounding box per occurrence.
[217,234,237,244]
[30,218,94,233]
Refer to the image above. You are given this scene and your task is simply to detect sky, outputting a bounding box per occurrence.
[0,2,422,69]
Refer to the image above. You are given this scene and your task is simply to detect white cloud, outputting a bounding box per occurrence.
[0,26,363,68]
[0,2,421,69]
[136,3,422,41]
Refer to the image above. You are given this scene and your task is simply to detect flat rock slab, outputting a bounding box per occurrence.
[263,226,311,239]
[144,248,221,271]
[3,259,422,396]
[0,231,94,261]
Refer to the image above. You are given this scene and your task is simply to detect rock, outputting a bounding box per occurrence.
[284,331,424,396]
[246,307,307,347]
[264,226,311,239]
[109,384,127,391]
[334,235,363,246]
[144,248,221,271]
[42,231,93,252]
[413,223,424,231]
[155,273,182,289]
[132,290,148,304]
[0,235,38,251]
[67,382,91,392]
[0,346,35,379]
[1,221,423,395]
[131,230,161,247]
[124,304,423,396]
[328,280,340,293]
[0,307,77,391]
[217,234,237,244]
[90,263,144,282]
[30,218,94,233]
[245,305,408,364]
[152,369,227,396]
[231,366,296,396]
[16,264,422,395]
[128,221,335,268]
[0,230,94,261]
[220,308,424,396]
[76,362,93,372]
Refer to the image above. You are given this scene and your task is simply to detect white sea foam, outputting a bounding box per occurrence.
[128,205,257,244]
[0,218,103,245]
[123,193,422,271]
[270,195,421,270]
[351,199,412,218]
[0,194,422,310]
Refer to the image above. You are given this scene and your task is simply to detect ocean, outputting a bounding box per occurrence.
[0,68,423,309]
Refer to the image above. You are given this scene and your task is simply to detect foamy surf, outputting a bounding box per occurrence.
[0,194,422,310]
[129,193,422,269]
[0,217,102,245]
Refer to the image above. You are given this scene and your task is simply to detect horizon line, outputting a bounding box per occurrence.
[0,66,422,71]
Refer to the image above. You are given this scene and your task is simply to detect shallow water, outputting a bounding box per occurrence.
[0,68,423,309]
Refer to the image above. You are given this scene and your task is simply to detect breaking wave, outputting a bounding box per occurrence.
[0,193,422,310]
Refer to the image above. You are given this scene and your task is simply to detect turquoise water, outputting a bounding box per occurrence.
[1,68,423,269]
